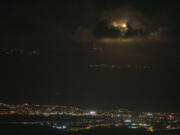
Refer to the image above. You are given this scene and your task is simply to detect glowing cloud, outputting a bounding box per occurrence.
[72,7,168,45]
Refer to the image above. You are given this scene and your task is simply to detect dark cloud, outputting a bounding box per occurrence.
[93,20,149,39]
[93,20,120,38]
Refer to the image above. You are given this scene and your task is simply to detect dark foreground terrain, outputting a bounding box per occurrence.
[0,124,180,135]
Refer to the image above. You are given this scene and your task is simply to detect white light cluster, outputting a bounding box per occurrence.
[53,125,67,130]
[89,111,96,115]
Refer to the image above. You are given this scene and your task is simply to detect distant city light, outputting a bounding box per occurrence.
[129,126,138,129]
[89,111,96,115]
[147,113,153,116]
[117,114,121,117]
[53,125,67,130]
[131,123,137,126]
[124,119,132,123]
[62,125,67,129]
[0,103,179,132]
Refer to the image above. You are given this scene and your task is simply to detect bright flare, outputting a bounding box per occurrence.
[122,23,127,28]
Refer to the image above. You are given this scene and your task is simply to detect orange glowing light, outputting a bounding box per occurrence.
[122,23,127,28]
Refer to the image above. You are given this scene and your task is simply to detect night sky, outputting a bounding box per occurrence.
[0,1,180,112]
